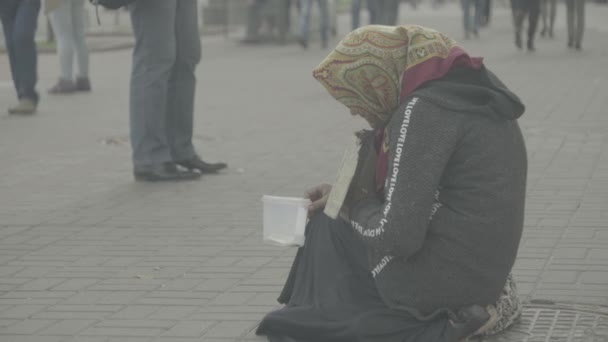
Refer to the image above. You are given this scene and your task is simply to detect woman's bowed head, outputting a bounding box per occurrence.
[312,25,483,129]
[259,24,527,342]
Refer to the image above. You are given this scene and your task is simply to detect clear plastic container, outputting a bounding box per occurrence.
[262,195,311,247]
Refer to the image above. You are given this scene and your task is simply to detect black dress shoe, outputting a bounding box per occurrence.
[133,162,201,182]
[446,305,491,341]
[175,157,227,174]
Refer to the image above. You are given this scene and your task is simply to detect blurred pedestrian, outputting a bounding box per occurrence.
[46,0,91,94]
[352,0,378,29]
[129,0,226,182]
[433,0,446,10]
[373,0,400,25]
[540,0,557,38]
[510,0,540,51]
[298,0,329,49]
[565,0,585,49]
[480,0,491,26]
[462,0,482,39]
[0,0,41,115]
[242,0,267,44]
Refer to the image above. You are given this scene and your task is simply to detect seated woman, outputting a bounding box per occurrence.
[257,25,527,342]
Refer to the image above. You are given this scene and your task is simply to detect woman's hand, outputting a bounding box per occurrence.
[304,183,332,213]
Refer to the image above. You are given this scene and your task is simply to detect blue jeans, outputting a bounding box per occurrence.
[48,0,89,80]
[462,0,482,34]
[0,0,40,102]
[129,0,200,166]
[299,0,329,43]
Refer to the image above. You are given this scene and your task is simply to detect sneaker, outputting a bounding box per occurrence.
[8,98,37,115]
[48,79,77,94]
[75,77,92,92]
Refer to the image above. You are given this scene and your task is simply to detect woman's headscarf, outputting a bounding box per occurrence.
[312,25,483,128]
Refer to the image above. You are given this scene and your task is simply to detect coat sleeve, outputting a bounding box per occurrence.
[349,96,463,259]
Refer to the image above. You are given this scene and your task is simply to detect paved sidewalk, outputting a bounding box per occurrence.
[0,2,607,341]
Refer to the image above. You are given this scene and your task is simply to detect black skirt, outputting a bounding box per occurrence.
[256,213,457,342]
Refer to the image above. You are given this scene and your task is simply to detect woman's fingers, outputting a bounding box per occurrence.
[305,184,332,212]
[304,187,321,201]
[308,197,328,212]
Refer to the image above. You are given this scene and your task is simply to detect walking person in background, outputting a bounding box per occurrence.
[565,0,586,50]
[510,0,541,51]
[373,0,400,25]
[0,0,41,115]
[298,0,329,49]
[46,0,91,94]
[462,0,482,39]
[480,0,491,26]
[540,0,557,38]
[352,0,378,29]
[129,0,227,182]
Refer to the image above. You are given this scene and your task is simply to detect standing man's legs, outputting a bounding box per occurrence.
[317,0,329,48]
[481,0,491,26]
[565,0,575,47]
[526,0,540,51]
[511,0,525,49]
[244,0,267,42]
[547,0,557,37]
[385,0,399,25]
[367,0,378,24]
[1,0,40,114]
[462,0,473,39]
[166,0,200,162]
[352,0,362,30]
[574,0,585,49]
[540,0,547,35]
[129,0,225,181]
[473,0,482,34]
[376,0,399,25]
[130,0,176,167]
[129,0,200,181]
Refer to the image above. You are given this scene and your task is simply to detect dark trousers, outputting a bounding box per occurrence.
[0,0,40,102]
[371,0,400,25]
[129,0,200,166]
[565,0,585,46]
[510,0,540,43]
[352,0,378,29]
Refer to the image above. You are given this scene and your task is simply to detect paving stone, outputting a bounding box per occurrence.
[0,306,48,319]
[202,321,258,339]
[38,319,97,336]
[161,321,214,337]
[0,319,56,334]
